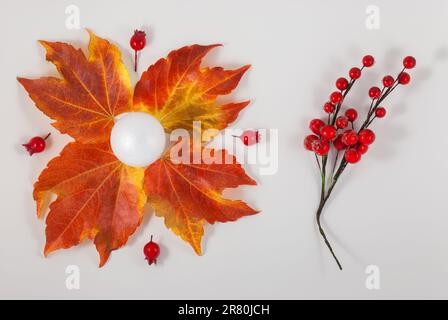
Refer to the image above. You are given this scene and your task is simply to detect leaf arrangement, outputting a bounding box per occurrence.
[18,30,257,266]
[304,55,416,270]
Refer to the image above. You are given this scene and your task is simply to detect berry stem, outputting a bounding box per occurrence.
[367,99,375,115]
[316,166,343,270]
[44,133,51,140]
[314,154,322,173]
[134,50,138,72]
[330,151,340,183]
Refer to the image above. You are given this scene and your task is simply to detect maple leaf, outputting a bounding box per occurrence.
[144,148,257,254]
[18,30,256,266]
[34,142,146,267]
[18,30,132,144]
[133,44,250,134]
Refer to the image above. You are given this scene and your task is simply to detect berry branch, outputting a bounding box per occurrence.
[304,55,416,270]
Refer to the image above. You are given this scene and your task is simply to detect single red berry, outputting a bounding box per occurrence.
[143,235,160,266]
[341,130,358,146]
[320,125,337,141]
[333,135,346,150]
[398,72,411,85]
[22,133,50,156]
[323,102,335,114]
[362,55,375,67]
[357,144,369,154]
[349,67,361,79]
[358,129,376,145]
[375,107,386,118]
[130,30,146,50]
[368,86,381,99]
[236,130,260,146]
[382,75,394,87]
[309,119,325,135]
[335,116,349,129]
[304,134,319,151]
[330,91,343,104]
[336,77,349,90]
[312,139,330,156]
[130,30,147,72]
[345,108,358,122]
[345,148,361,164]
[403,56,416,69]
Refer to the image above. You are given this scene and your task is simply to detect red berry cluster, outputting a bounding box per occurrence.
[304,55,415,270]
[304,55,415,165]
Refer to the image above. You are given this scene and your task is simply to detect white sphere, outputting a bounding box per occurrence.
[110,112,166,167]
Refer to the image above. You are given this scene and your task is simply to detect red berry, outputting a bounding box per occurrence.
[330,91,343,104]
[309,119,325,135]
[238,130,260,146]
[357,144,369,154]
[358,129,376,145]
[320,125,337,141]
[345,108,358,122]
[362,55,375,67]
[130,30,146,51]
[349,67,361,79]
[312,139,330,156]
[304,134,319,151]
[336,77,349,90]
[398,72,411,85]
[143,235,160,266]
[345,148,361,163]
[341,130,358,146]
[22,133,50,156]
[130,30,147,72]
[333,135,346,150]
[323,102,335,113]
[382,75,394,87]
[403,56,416,69]
[375,107,386,118]
[336,116,349,129]
[368,86,381,99]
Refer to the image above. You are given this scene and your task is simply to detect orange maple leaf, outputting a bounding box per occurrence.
[34,142,145,267]
[133,44,250,133]
[144,148,257,254]
[18,30,257,266]
[18,30,132,144]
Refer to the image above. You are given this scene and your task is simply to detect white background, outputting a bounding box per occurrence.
[0,0,447,299]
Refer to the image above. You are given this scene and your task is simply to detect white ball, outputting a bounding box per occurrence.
[110,112,166,167]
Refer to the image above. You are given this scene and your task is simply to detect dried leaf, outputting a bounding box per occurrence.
[34,142,146,266]
[144,148,257,254]
[133,44,250,134]
[18,30,132,143]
